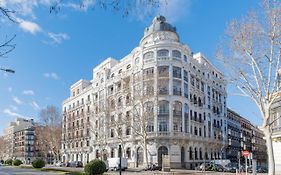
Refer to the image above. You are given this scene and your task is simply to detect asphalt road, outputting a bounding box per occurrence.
[0,166,62,175]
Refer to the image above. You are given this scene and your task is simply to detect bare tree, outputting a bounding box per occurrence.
[50,0,163,17]
[37,105,62,163]
[0,7,16,58]
[217,1,281,174]
[0,136,7,160]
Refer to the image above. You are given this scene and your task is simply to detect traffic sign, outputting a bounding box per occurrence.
[243,150,250,157]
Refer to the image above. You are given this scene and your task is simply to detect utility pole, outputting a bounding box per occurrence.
[119,145,122,175]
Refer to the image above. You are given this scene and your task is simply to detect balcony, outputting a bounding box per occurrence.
[157,132,169,136]
[157,56,170,61]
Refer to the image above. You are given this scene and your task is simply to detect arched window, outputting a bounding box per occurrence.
[159,100,169,114]
[118,69,122,74]
[189,147,193,160]
[143,51,154,60]
[157,49,169,57]
[173,101,182,132]
[96,150,100,158]
[173,101,182,114]
[111,73,115,78]
[193,95,197,104]
[172,50,181,59]
[184,103,189,133]
[158,100,169,132]
[199,148,202,160]
[126,148,131,159]
[144,101,154,114]
[111,148,115,158]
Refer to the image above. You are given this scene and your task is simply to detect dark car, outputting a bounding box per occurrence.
[247,165,268,173]
[144,163,162,171]
[66,161,83,167]
[257,166,268,173]
[204,163,224,172]
[224,163,238,173]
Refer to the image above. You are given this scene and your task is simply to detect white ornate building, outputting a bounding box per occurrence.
[270,96,281,173]
[61,16,227,169]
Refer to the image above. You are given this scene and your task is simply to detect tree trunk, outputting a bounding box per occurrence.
[143,137,149,168]
[263,125,275,175]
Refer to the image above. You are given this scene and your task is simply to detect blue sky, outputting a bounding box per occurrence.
[0,0,261,135]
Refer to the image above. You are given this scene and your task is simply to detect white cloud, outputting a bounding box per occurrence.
[0,0,54,18]
[47,32,70,44]
[18,18,41,34]
[23,90,35,96]
[64,0,94,11]
[43,72,59,80]
[13,96,23,105]
[3,108,24,118]
[30,101,40,110]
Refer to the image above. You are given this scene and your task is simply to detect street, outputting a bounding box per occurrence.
[0,166,269,175]
[0,166,62,175]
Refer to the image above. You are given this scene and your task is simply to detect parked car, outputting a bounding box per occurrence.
[66,161,83,167]
[214,164,224,172]
[196,163,211,171]
[55,162,64,167]
[144,163,161,171]
[107,158,128,171]
[257,166,268,173]
[247,165,268,173]
[204,163,224,172]
[224,163,238,173]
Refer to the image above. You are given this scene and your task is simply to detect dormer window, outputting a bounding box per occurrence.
[111,73,115,78]
[118,69,122,74]
[127,64,131,69]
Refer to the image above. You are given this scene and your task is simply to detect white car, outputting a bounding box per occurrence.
[107,158,128,171]
[55,162,64,167]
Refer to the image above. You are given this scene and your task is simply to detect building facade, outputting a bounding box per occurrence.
[226,108,267,166]
[61,16,228,169]
[3,118,35,163]
[270,95,281,173]
[226,109,241,162]
[251,126,267,166]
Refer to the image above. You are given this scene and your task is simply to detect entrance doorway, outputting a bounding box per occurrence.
[157,146,168,167]
[136,147,144,167]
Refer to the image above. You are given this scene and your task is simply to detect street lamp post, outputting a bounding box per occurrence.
[0,68,15,73]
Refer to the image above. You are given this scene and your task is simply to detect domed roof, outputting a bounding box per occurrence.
[144,15,177,37]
